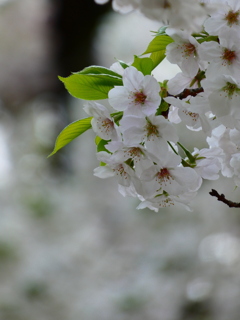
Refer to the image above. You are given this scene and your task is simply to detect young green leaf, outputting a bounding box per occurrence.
[95,136,108,166]
[117,60,129,69]
[132,56,154,75]
[59,74,123,100]
[150,51,166,69]
[177,142,196,164]
[197,35,218,44]
[156,26,168,36]
[142,35,173,55]
[96,138,110,153]
[95,136,102,146]
[48,117,92,157]
[75,65,122,78]
[156,101,169,115]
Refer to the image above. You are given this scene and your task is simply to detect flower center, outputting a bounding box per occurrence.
[102,118,114,129]
[127,147,142,159]
[222,48,236,65]
[134,91,147,105]
[156,168,171,184]
[183,43,196,57]
[114,164,127,178]
[224,10,240,26]
[145,121,159,138]
[222,81,240,97]
[183,110,199,122]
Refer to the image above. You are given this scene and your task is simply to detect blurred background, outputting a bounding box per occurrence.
[1,0,240,319]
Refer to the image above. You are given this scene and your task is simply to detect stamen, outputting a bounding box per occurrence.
[127,147,142,160]
[145,121,159,138]
[101,118,114,131]
[182,43,196,57]
[222,81,240,98]
[156,168,172,185]
[114,164,127,179]
[224,10,240,26]
[134,91,147,105]
[183,110,199,122]
[222,48,236,65]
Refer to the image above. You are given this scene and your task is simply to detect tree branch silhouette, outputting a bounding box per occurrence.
[209,189,240,208]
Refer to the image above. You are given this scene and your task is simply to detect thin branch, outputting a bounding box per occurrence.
[176,87,203,100]
[209,189,240,208]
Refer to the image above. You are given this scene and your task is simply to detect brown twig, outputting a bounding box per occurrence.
[176,87,204,100]
[164,87,204,117]
[209,189,240,208]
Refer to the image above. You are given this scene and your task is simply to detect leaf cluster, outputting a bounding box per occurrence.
[49,33,175,156]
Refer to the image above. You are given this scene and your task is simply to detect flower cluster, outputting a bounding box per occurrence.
[95,0,220,32]
[84,66,203,211]
[52,0,240,211]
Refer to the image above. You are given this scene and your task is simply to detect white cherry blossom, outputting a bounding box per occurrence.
[83,102,119,140]
[167,72,199,95]
[140,152,202,197]
[204,0,240,36]
[120,114,178,160]
[97,0,213,32]
[94,151,136,187]
[202,75,240,128]
[108,66,161,117]
[139,0,209,32]
[207,125,238,178]
[166,28,205,77]
[137,191,197,212]
[165,95,212,134]
[198,29,240,80]
[105,140,156,176]
[191,147,222,180]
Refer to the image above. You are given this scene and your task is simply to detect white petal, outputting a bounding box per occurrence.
[93,166,114,178]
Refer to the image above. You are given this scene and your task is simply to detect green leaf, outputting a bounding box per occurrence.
[95,136,101,145]
[97,139,110,153]
[111,111,123,124]
[155,26,168,36]
[167,141,179,156]
[156,101,169,115]
[95,136,108,166]
[48,117,92,157]
[150,51,166,69]
[177,142,196,163]
[95,136,110,153]
[132,56,154,75]
[197,35,218,44]
[117,60,129,69]
[75,65,122,78]
[59,74,123,100]
[142,35,173,55]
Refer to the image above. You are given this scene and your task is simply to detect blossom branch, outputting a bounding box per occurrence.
[209,189,240,208]
[176,87,203,100]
